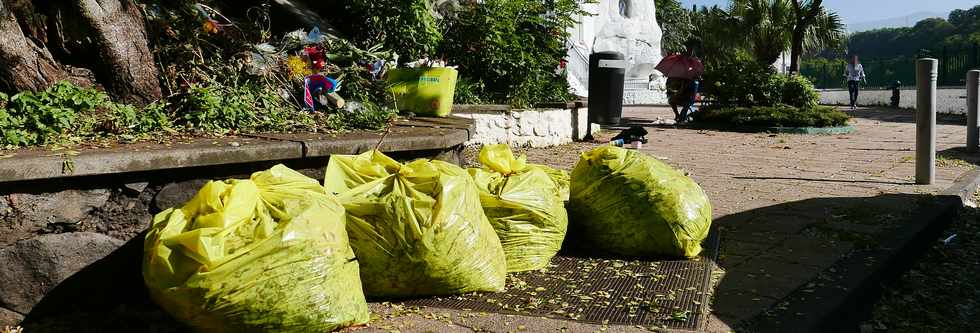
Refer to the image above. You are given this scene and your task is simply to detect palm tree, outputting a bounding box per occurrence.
[726,0,844,70]
[689,5,743,67]
[730,0,794,65]
[788,0,845,74]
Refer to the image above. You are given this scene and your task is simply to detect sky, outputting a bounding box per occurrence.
[678,0,979,25]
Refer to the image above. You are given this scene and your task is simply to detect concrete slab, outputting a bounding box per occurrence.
[0,117,474,184]
[711,289,779,322]
[253,126,469,157]
[720,258,824,300]
[0,137,301,183]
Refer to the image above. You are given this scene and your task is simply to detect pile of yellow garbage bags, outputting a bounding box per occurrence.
[143,144,711,332]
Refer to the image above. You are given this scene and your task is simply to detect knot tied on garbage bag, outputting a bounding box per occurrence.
[478,144,528,176]
[143,164,369,333]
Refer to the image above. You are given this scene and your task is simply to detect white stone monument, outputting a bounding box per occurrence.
[566,0,668,105]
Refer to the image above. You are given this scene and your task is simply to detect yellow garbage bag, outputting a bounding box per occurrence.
[143,165,369,333]
[537,164,570,201]
[469,144,569,272]
[323,151,507,298]
[569,146,712,258]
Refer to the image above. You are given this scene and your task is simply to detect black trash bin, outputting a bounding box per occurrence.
[588,51,626,125]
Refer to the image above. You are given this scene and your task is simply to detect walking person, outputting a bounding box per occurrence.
[845,55,867,110]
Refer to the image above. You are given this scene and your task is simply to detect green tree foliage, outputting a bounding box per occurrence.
[848,5,980,58]
[322,0,443,62]
[731,0,794,65]
[787,0,845,73]
[440,0,579,107]
[688,0,843,68]
[316,0,579,106]
[701,50,821,109]
[949,6,980,37]
[701,51,787,107]
[799,56,847,88]
[781,74,819,108]
[688,5,742,68]
[655,0,694,54]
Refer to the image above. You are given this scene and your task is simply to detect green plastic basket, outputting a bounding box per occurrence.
[387,67,458,117]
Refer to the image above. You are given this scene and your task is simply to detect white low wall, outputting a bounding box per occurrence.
[819,88,968,114]
[454,107,599,147]
[624,89,668,105]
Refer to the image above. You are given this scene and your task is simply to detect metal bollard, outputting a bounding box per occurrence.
[968,70,980,152]
[916,59,937,185]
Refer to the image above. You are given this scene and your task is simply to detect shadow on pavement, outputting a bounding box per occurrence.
[601,118,678,132]
[938,146,980,167]
[846,108,965,125]
[732,176,911,186]
[711,193,957,333]
[847,147,913,152]
[20,233,189,333]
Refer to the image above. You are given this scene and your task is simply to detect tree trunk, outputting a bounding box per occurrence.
[0,1,81,94]
[0,0,160,105]
[789,25,804,74]
[789,0,822,75]
[71,0,162,105]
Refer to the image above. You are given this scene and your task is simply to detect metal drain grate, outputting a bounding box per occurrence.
[403,231,720,331]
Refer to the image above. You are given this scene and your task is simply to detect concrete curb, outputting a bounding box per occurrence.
[939,168,980,204]
[766,125,856,135]
[747,168,979,332]
[0,117,473,184]
[0,137,302,183]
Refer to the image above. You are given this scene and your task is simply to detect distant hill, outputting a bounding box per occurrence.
[847,11,948,32]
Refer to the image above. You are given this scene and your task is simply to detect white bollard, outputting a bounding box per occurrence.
[916,58,937,185]
[968,70,980,152]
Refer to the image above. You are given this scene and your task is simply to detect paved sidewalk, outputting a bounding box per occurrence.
[532,106,972,330]
[351,106,975,332]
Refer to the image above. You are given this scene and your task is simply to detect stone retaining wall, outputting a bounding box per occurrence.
[454,107,599,147]
[624,89,668,105]
[0,122,469,328]
[819,88,969,114]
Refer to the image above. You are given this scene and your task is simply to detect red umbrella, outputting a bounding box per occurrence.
[655,54,704,80]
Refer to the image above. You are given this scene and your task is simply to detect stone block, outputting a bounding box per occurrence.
[7,190,111,229]
[154,179,209,211]
[462,108,582,147]
[0,307,22,327]
[0,233,124,314]
[493,116,509,129]
[517,111,538,136]
[122,182,149,196]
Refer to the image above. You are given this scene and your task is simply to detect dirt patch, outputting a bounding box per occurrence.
[92,187,160,241]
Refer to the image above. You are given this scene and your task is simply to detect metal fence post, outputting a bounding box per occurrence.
[822,62,829,89]
[973,43,979,68]
[916,58,938,185]
[941,46,948,86]
[968,70,980,152]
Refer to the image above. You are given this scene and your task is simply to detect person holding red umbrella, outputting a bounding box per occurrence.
[656,40,704,124]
